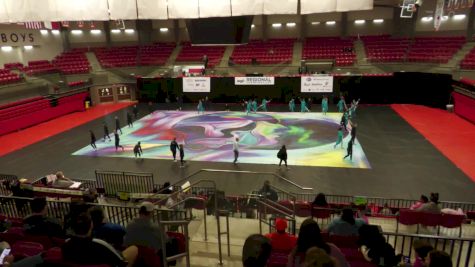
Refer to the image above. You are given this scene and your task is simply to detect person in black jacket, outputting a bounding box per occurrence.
[179,144,185,167]
[103,122,111,141]
[114,130,124,151]
[115,116,122,134]
[258,181,278,202]
[126,112,133,128]
[344,140,353,160]
[90,130,97,150]
[133,142,142,158]
[277,145,288,168]
[170,138,178,162]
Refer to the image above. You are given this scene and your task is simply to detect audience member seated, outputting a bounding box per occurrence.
[258,180,278,202]
[90,206,126,248]
[358,225,397,267]
[327,208,366,236]
[416,193,441,213]
[288,218,349,267]
[62,213,137,267]
[124,202,166,253]
[264,218,297,252]
[161,182,173,194]
[312,193,330,208]
[23,197,63,238]
[426,250,452,267]
[165,190,184,210]
[304,247,336,267]
[51,171,74,188]
[63,200,92,236]
[242,234,272,267]
[412,240,434,267]
[0,241,44,267]
[379,203,393,216]
[410,195,429,210]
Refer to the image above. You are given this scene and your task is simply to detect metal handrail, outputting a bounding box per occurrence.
[155,169,313,195]
[159,220,191,267]
[167,196,208,241]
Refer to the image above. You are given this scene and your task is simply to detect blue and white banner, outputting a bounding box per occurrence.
[183,77,211,92]
[301,76,334,93]
[234,76,275,85]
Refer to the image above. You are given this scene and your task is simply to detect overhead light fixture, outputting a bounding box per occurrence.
[1,46,13,52]
[373,19,384,23]
[311,21,320,25]
[40,30,48,35]
[111,29,121,33]
[51,30,60,35]
[23,45,33,50]
[90,29,101,34]
[286,22,296,27]
[354,20,365,24]
[421,16,433,22]
[251,24,255,28]
[272,23,282,28]
[160,28,168,32]
[326,21,336,25]
[124,29,135,33]
[441,16,449,21]
[71,30,83,35]
[454,14,466,20]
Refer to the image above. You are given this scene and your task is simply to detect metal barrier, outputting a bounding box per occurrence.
[95,170,155,196]
[0,174,18,196]
[383,232,475,267]
[168,196,208,241]
[160,220,191,267]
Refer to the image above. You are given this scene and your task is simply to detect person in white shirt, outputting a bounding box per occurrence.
[233,137,239,164]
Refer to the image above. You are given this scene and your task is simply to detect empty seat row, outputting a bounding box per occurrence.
[231,39,295,65]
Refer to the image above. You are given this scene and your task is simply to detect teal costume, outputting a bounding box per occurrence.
[246,101,252,114]
[259,99,269,111]
[322,98,328,115]
[197,101,204,114]
[334,128,344,148]
[337,99,345,112]
[300,99,308,112]
[252,100,258,113]
[289,99,295,112]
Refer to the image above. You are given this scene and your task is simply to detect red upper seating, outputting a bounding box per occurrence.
[53,48,91,74]
[231,39,294,65]
[303,37,356,66]
[176,43,225,67]
[0,68,22,85]
[363,35,465,64]
[460,46,475,69]
[95,43,175,68]
[22,60,58,75]
[4,62,24,70]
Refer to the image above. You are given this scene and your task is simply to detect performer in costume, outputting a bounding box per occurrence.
[258,98,271,112]
[343,140,353,160]
[337,96,346,113]
[133,141,143,157]
[340,111,348,132]
[349,99,360,118]
[89,130,97,150]
[289,98,295,112]
[252,99,258,113]
[115,116,122,134]
[245,99,252,115]
[114,130,124,151]
[334,126,344,149]
[300,98,309,112]
[321,95,329,115]
[170,138,178,161]
[126,112,133,128]
[103,122,111,141]
[349,120,357,144]
[197,99,205,114]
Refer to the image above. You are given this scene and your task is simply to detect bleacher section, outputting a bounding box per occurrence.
[22,60,57,75]
[94,43,175,68]
[3,62,24,70]
[53,48,91,74]
[460,47,475,69]
[176,43,225,67]
[362,35,466,64]
[231,39,294,65]
[0,68,22,85]
[302,37,356,66]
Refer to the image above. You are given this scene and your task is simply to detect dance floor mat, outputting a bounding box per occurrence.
[72,111,371,168]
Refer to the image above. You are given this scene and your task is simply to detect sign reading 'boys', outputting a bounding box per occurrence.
[0,30,41,46]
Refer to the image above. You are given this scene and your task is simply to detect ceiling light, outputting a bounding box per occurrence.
[124,29,135,33]
[454,14,466,20]
[90,29,101,34]
[272,23,282,28]
[111,29,121,33]
[160,28,168,32]
[40,30,48,35]
[51,30,60,35]
[23,45,33,50]
[1,46,13,52]
[71,30,83,35]
[251,24,255,28]
[355,20,365,24]
[311,22,320,25]
[373,19,384,23]
[286,22,296,27]
[421,16,433,22]
[326,21,336,25]
[441,16,449,21]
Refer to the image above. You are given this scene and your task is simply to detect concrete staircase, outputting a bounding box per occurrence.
[354,39,368,66]
[218,46,235,68]
[85,52,103,72]
[166,45,182,66]
[292,41,302,65]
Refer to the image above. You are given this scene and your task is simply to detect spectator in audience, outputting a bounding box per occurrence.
[312,193,329,208]
[264,218,297,252]
[304,247,336,267]
[89,206,126,248]
[242,234,272,267]
[326,208,366,236]
[63,200,92,236]
[358,224,397,267]
[166,190,184,210]
[412,240,434,267]
[416,193,441,213]
[23,197,63,238]
[426,250,452,267]
[379,203,393,216]
[161,182,173,194]
[258,180,278,202]
[62,213,137,267]
[410,195,429,210]
[52,171,74,188]
[82,188,98,203]
[289,218,348,267]
[0,241,44,267]
[124,202,166,253]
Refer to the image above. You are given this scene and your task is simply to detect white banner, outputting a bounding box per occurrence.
[234,77,275,85]
[231,0,263,16]
[183,77,211,92]
[263,0,298,15]
[0,30,42,46]
[108,0,138,20]
[301,76,334,93]
[137,0,168,20]
[199,0,232,18]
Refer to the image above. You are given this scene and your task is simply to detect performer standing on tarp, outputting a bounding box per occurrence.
[300,98,309,112]
[322,95,329,115]
[334,126,344,149]
[170,138,178,162]
[126,112,133,128]
[197,99,205,114]
[289,98,295,112]
[103,122,111,142]
[114,130,124,151]
[343,140,353,161]
[179,144,185,167]
[115,116,122,134]
[90,130,97,150]
[252,99,258,113]
[133,141,142,157]
[337,96,346,113]
[258,98,271,112]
